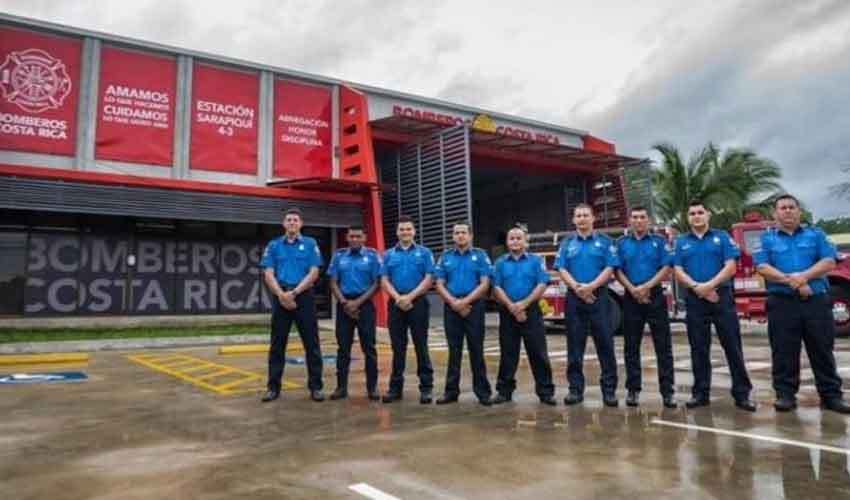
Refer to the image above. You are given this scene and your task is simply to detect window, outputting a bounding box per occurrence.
[0,232,27,315]
[222,222,259,241]
[178,221,218,240]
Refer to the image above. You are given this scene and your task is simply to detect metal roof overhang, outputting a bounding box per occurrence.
[370,116,646,175]
[0,176,363,227]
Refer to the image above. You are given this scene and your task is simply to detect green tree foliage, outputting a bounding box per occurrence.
[816,217,850,234]
[651,142,783,231]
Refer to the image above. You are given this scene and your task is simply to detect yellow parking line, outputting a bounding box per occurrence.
[195,368,234,381]
[126,352,302,395]
[159,359,203,369]
[0,353,89,366]
[225,381,300,394]
[181,363,218,374]
[219,344,268,355]
[216,375,263,390]
[127,354,230,394]
[139,354,185,364]
[219,342,306,355]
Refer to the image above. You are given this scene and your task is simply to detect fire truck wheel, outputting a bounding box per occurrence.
[830,284,850,338]
[608,294,623,336]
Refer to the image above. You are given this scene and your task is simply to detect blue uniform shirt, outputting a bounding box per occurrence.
[673,228,739,286]
[327,246,381,296]
[554,231,619,283]
[617,233,673,285]
[260,235,323,287]
[493,252,551,302]
[379,243,435,294]
[753,225,837,295]
[434,246,493,296]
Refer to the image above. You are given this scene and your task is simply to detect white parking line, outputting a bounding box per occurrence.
[349,483,401,500]
[651,418,850,455]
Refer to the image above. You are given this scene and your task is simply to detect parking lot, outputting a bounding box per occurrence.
[2,326,849,500]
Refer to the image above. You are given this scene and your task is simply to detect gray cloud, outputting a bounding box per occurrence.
[436,71,527,111]
[573,0,850,219]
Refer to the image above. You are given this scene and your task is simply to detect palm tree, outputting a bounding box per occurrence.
[651,142,783,231]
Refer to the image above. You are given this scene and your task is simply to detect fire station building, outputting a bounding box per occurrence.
[0,14,643,322]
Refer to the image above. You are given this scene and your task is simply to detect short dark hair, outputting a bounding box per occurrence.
[283,208,303,219]
[452,221,472,232]
[574,203,594,215]
[688,199,706,209]
[347,224,365,233]
[630,205,648,214]
[397,215,415,227]
[774,193,800,208]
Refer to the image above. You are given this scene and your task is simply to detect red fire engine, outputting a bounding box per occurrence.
[730,212,850,337]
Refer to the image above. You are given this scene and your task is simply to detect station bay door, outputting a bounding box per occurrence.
[380,125,472,255]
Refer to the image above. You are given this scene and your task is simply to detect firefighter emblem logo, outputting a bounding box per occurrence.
[0,49,72,113]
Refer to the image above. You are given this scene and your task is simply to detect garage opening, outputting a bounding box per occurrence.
[469,160,587,258]
[374,124,594,259]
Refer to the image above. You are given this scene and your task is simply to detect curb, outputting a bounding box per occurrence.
[0,352,90,365]
[0,326,334,354]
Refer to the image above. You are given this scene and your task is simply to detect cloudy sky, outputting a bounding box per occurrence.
[4,0,849,218]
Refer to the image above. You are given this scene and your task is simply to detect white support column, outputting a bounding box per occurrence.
[75,37,100,170]
[258,71,274,184]
[173,55,192,179]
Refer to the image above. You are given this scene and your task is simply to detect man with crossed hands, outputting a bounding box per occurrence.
[673,200,755,412]
[556,203,620,407]
[753,194,850,414]
[492,225,556,405]
[615,206,677,409]
[380,215,436,404]
[434,222,494,405]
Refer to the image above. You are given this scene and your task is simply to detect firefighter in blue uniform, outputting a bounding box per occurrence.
[434,222,494,405]
[492,225,556,405]
[753,194,850,414]
[673,200,756,411]
[615,206,677,408]
[260,208,325,403]
[555,203,620,407]
[327,225,382,401]
[380,215,436,404]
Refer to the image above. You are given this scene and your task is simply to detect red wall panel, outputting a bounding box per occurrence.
[95,46,176,166]
[273,79,331,178]
[0,26,81,156]
[190,63,259,174]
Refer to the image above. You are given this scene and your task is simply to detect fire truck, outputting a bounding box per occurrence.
[730,212,850,337]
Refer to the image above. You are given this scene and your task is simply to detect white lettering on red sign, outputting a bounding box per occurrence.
[196,99,255,132]
[278,113,328,146]
[101,84,171,129]
[0,112,68,139]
